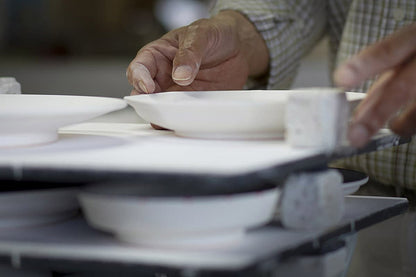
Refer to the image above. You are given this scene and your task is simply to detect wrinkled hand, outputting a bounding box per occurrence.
[126,11,269,95]
[334,23,416,147]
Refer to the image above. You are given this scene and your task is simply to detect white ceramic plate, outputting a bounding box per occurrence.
[0,188,80,229]
[79,186,280,248]
[343,177,369,195]
[0,94,127,147]
[338,168,369,195]
[125,90,288,139]
[125,90,365,139]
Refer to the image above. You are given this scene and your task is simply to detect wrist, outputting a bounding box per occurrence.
[215,10,269,77]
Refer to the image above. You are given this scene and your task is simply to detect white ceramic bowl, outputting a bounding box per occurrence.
[79,186,280,248]
[125,90,289,139]
[125,90,366,140]
[0,94,127,147]
[337,168,369,195]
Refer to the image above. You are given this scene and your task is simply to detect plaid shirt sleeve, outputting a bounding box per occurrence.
[211,0,327,89]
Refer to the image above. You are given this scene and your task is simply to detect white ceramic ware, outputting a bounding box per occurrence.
[0,77,21,94]
[343,177,369,195]
[0,188,79,229]
[0,94,127,147]
[79,187,280,248]
[125,90,289,139]
[125,90,365,139]
[338,168,369,195]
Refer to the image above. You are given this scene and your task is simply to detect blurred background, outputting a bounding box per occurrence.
[0,0,330,98]
[0,0,213,97]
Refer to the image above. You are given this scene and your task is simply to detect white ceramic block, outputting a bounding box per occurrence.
[0,77,21,94]
[280,169,345,230]
[285,88,349,150]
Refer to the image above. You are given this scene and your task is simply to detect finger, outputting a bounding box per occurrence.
[350,70,396,120]
[127,50,157,93]
[172,23,211,86]
[389,102,416,137]
[130,80,163,95]
[130,89,141,95]
[347,71,397,147]
[348,57,416,147]
[334,23,416,88]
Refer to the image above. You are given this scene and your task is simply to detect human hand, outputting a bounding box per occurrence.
[334,23,416,147]
[126,10,269,95]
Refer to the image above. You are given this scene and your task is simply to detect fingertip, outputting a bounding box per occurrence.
[130,89,140,95]
[348,123,371,148]
[145,81,156,93]
[334,63,360,88]
[172,65,194,86]
[130,63,155,92]
[134,79,156,94]
[138,80,148,93]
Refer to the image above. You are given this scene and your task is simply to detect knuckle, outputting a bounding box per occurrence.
[183,29,200,49]
[137,47,153,58]
[183,20,216,48]
[190,18,210,27]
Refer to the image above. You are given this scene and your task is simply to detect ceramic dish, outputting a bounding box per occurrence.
[79,183,280,248]
[0,94,127,147]
[337,168,369,195]
[125,90,288,139]
[125,90,365,139]
[0,188,79,229]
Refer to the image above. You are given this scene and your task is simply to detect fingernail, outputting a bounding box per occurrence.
[349,124,370,147]
[173,66,192,81]
[334,65,357,87]
[138,80,148,93]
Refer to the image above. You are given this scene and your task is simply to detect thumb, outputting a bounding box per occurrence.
[172,24,209,86]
